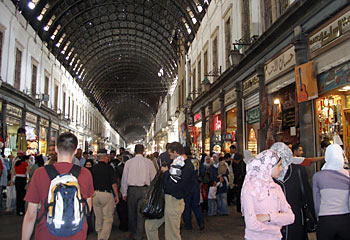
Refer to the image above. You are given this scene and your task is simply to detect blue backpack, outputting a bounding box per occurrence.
[38,165,88,237]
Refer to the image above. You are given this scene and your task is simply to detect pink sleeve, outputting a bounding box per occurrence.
[242,186,281,233]
[269,190,295,226]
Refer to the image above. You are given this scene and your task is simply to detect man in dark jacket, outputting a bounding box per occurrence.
[182,147,204,230]
[232,151,246,213]
[145,142,194,240]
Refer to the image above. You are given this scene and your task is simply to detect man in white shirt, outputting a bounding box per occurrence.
[121,144,156,240]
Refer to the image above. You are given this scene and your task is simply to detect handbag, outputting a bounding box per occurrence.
[297,168,317,232]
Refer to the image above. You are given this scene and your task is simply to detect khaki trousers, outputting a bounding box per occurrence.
[93,191,115,240]
[145,194,185,240]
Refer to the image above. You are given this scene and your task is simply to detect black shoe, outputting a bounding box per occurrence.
[199,222,205,231]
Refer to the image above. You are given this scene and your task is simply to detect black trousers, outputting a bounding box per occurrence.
[15,176,26,214]
[127,186,147,240]
[317,214,350,240]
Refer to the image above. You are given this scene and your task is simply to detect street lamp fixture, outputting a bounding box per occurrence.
[229,45,243,67]
[186,95,193,107]
[202,76,211,92]
[175,109,180,118]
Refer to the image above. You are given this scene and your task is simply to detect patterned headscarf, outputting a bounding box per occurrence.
[243,150,280,201]
[270,142,293,181]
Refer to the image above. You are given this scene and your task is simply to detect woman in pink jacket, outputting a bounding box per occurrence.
[241,150,295,240]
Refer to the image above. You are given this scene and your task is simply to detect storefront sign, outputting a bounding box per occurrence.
[243,74,259,96]
[318,61,350,94]
[295,61,318,103]
[282,108,295,130]
[7,104,22,118]
[308,6,350,56]
[224,132,235,141]
[214,114,221,130]
[194,113,201,122]
[224,88,236,106]
[40,118,49,128]
[247,106,260,124]
[213,99,221,114]
[264,46,296,84]
[26,112,37,124]
[51,122,59,130]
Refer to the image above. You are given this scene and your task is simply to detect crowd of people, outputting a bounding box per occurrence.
[0,131,348,240]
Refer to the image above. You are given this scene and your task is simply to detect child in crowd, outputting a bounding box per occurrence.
[208,180,221,216]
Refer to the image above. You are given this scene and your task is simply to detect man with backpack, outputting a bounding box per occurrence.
[22,132,94,240]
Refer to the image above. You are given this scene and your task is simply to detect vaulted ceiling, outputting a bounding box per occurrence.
[14,0,210,142]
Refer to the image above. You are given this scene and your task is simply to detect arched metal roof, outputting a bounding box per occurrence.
[14,0,210,142]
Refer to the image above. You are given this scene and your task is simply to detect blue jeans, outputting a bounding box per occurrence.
[217,192,229,215]
[207,199,217,216]
[182,188,204,229]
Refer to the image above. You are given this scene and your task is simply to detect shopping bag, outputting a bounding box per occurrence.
[142,171,165,219]
[6,185,16,211]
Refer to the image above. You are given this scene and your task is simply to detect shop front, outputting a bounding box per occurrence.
[223,88,237,153]
[192,112,202,158]
[5,104,22,155]
[25,112,38,155]
[243,74,260,156]
[212,113,222,154]
[39,118,49,156]
[263,45,298,148]
[316,61,350,159]
[246,106,259,156]
[308,5,350,159]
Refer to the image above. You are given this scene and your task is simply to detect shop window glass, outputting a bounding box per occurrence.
[14,48,22,89]
[31,64,37,97]
[317,95,343,143]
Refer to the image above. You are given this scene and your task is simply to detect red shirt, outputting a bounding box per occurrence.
[24,162,94,240]
[14,161,28,175]
[300,158,313,167]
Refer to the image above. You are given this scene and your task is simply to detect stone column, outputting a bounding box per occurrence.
[47,118,52,153]
[36,116,41,150]
[219,90,226,151]
[294,27,315,157]
[1,101,7,151]
[208,101,214,154]
[235,81,244,155]
[21,105,27,128]
[257,63,267,152]
[201,106,206,155]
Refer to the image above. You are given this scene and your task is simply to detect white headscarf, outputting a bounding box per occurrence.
[322,144,346,174]
[270,142,293,181]
[212,154,219,168]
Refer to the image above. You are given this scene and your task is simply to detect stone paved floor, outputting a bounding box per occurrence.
[0,206,245,240]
